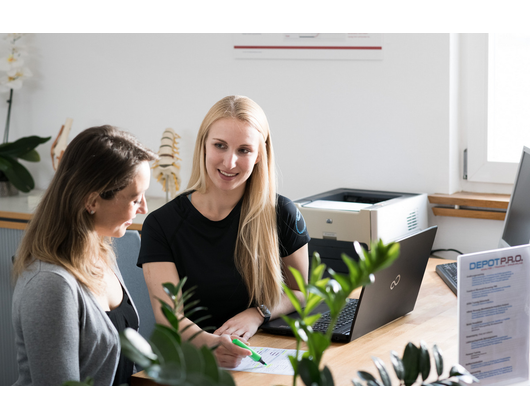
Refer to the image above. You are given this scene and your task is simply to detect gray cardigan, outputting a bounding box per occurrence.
[11,260,139,386]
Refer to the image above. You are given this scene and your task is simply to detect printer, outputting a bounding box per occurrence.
[294,188,429,274]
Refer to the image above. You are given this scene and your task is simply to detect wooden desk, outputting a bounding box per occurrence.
[132,257,458,386]
[1,192,459,385]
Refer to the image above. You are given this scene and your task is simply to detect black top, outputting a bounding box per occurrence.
[106,288,139,386]
[137,193,310,330]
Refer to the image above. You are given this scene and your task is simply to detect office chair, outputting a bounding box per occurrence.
[1,227,26,385]
[113,231,156,340]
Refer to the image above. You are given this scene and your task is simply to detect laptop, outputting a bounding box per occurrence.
[261,225,437,343]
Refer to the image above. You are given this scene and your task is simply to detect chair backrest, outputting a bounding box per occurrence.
[113,231,156,340]
[0,227,26,385]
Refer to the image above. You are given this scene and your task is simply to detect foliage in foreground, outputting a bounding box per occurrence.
[284,241,477,387]
[119,278,235,386]
[283,240,400,386]
[353,341,478,386]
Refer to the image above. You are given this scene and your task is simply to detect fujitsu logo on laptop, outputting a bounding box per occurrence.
[390,275,401,290]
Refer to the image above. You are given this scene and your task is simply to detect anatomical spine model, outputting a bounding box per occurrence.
[152,128,182,200]
[50,117,73,170]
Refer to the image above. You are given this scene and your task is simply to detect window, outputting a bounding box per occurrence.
[488,34,530,163]
[463,34,530,184]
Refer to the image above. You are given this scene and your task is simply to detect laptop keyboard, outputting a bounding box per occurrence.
[312,299,358,333]
[435,262,457,295]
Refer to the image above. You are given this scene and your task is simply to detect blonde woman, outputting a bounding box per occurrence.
[12,126,157,385]
[138,96,310,368]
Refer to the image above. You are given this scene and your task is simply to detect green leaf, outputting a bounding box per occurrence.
[0,155,34,192]
[340,254,360,283]
[304,294,324,315]
[306,330,331,365]
[282,284,303,314]
[288,266,307,296]
[162,282,179,300]
[449,364,478,383]
[199,345,220,383]
[157,298,174,315]
[180,340,205,376]
[0,156,10,173]
[281,317,310,343]
[373,241,400,272]
[18,149,40,162]
[160,305,180,332]
[303,313,322,326]
[352,378,364,386]
[419,341,431,382]
[149,325,184,366]
[433,344,444,378]
[371,356,392,386]
[306,283,329,301]
[298,358,323,386]
[147,334,187,385]
[390,351,405,382]
[310,263,327,285]
[119,329,158,369]
[402,342,420,386]
[357,370,382,386]
[330,271,350,293]
[320,365,335,386]
[0,135,51,158]
[310,252,322,273]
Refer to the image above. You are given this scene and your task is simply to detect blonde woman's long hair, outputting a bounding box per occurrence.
[13,125,157,295]
[186,95,283,309]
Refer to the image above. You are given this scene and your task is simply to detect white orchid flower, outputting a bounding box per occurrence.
[0,66,32,90]
[0,54,25,71]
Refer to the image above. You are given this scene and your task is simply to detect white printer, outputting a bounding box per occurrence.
[294,188,429,273]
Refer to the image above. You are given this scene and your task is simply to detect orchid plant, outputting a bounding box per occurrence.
[0,34,50,194]
[0,33,32,93]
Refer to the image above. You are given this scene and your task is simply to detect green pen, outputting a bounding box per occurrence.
[232,339,268,366]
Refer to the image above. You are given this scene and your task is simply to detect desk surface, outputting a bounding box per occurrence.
[132,257,458,386]
[1,192,460,385]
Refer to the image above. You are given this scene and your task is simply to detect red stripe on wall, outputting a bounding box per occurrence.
[234,45,382,50]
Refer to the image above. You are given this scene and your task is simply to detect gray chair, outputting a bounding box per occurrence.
[0,227,26,385]
[113,231,156,340]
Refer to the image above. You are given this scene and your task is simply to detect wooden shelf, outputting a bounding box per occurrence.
[0,189,168,231]
[428,192,510,220]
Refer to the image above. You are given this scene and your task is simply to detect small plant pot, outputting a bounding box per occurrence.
[0,181,19,197]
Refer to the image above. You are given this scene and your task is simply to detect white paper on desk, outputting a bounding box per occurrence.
[226,347,305,375]
[458,244,530,385]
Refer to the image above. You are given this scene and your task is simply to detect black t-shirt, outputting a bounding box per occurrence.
[106,287,138,386]
[137,193,310,330]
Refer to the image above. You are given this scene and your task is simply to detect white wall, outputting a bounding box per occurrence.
[1,33,505,255]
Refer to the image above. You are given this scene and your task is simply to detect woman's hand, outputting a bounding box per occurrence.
[214,308,263,341]
[212,334,252,368]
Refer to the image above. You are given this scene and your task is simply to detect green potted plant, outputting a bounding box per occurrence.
[282,240,400,385]
[119,277,235,386]
[353,341,477,386]
[0,33,50,196]
[283,243,478,386]
[0,135,51,194]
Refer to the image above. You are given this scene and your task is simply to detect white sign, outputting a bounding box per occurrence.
[458,244,530,385]
[233,33,383,60]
